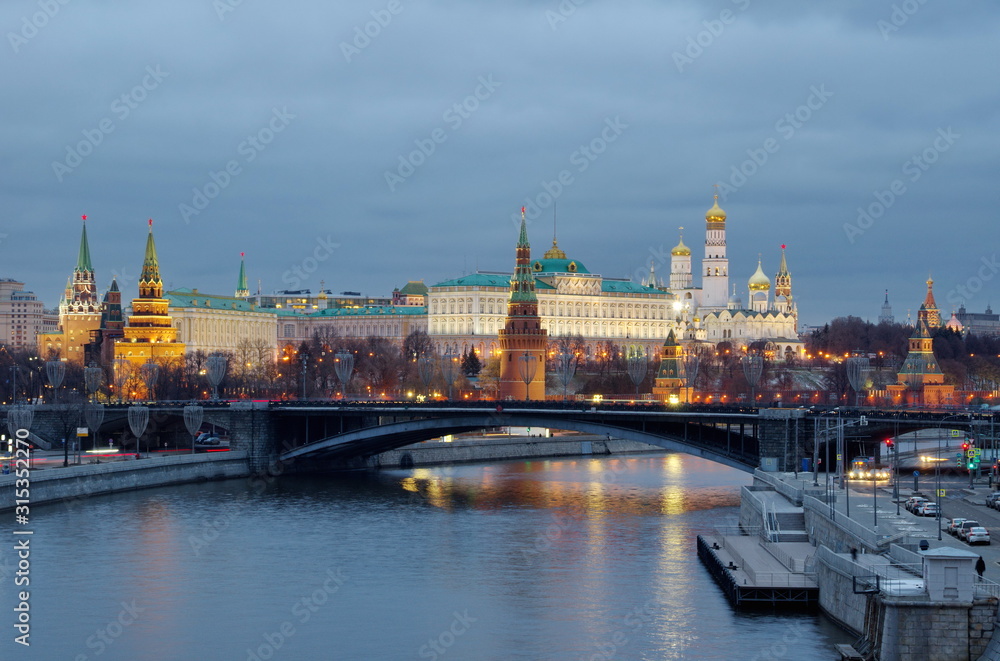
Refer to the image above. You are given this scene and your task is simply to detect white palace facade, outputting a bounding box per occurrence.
[427,196,804,361]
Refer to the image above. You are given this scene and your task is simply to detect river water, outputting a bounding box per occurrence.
[3,453,852,660]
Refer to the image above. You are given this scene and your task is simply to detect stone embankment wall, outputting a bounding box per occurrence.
[365,435,664,469]
[0,452,250,512]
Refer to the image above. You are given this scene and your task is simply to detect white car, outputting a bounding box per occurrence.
[967,527,991,545]
[918,502,939,517]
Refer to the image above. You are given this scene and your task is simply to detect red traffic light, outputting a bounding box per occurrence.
[884,439,894,448]
[962,442,970,450]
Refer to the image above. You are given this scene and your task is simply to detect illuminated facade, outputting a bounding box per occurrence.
[37,218,102,363]
[113,221,186,366]
[497,211,547,400]
[886,278,955,406]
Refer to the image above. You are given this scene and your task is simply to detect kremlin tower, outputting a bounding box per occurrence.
[886,278,954,407]
[498,208,548,400]
[114,220,186,368]
[701,194,729,310]
[37,215,103,363]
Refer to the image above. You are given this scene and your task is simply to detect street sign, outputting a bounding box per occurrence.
[913,470,920,476]
[938,489,947,497]
[951,430,961,437]
[76,427,88,437]
[837,453,842,461]
[860,416,868,426]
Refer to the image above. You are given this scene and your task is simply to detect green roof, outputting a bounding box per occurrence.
[531,258,590,274]
[432,273,511,288]
[602,280,665,294]
[275,305,427,318]
[77,219,94,273]
[397,281,428,296]
[166,288,266,313]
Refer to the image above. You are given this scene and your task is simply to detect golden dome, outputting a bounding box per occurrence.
[706,195,727,223]
[671,236,691,257]
[748,260,770,291]
[543,239,566,260]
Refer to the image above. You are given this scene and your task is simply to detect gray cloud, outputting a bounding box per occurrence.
[1,0,998,326]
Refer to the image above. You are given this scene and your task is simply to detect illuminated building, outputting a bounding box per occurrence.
[37,216,102,363]
[113,221,186,366]
[886,278,955,406]
[497,210,547,400]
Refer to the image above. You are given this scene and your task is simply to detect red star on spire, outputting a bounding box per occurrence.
[81,214,87,221]
[781,244,786,250]
[241,252,245,258]
[148,218,153,228]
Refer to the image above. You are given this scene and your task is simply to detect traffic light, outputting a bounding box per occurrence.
[962,442,970,451]
[885,439,894,449]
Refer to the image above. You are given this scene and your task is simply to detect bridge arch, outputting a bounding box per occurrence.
[280,413,758,472]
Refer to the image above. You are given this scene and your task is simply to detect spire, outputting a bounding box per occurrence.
[77,214,94,273]
[139,219,163,299]
[510,207,537,304]
[236,252,249,298]
[777,244,789,277]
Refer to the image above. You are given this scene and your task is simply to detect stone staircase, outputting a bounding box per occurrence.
[772,511,809,543]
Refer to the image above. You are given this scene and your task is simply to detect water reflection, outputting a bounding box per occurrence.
[4,452,854,660]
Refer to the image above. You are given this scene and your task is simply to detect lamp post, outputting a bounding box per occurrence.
[741,354,763,405]
[517,354,538,401]
[183,404,203,455]
[300,353,309,400]
[46,359,65,404]
[626,346,647,398]
[682,352,700,404]
[334,352,353,399]
[846,354,871,407]
[936,413,968,541]
[554,348,577,402]
[6,405,34,470]
[206,354,228,401]
[84,403,104,454]
[84,362,103,403]
[441,348,458,400]
[417,353,435,400]
[112,358,130,403]
[128,405,149,459]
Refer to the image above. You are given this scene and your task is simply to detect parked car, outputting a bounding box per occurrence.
[918,502,939,517]
[966,527,991,545]
[988,492,1000,510]
[946,518,968,535]
[958,520,982,541]
[905,496,928,513]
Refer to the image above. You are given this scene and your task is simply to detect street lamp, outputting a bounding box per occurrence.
[517,354,538,401]
[441,348,458,400]
[846,354,871,407]
[741,354,763,405]
[334,352,353,399]
[46,359,65,404]
[84,403,105,454]
[554,348,577,402]
[626,346,647,397]
[128,405,149,459]
[183,404,203,455]
[84,362,103,403]
[936,413,969,541]
[206,354,227,401]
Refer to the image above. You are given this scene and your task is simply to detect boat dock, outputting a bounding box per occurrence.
[697,531,819,608]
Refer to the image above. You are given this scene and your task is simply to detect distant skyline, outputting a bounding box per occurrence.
[2,1,998,328]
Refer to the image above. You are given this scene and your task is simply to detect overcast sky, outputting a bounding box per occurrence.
[2,1,998,328]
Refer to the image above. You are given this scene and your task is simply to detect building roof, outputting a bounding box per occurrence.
[601,279,661,294]
[397,281,428,296]
[274,305,427,318]
[166,288,266,313]
[432,273,512,288]
[531,257,591,274]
